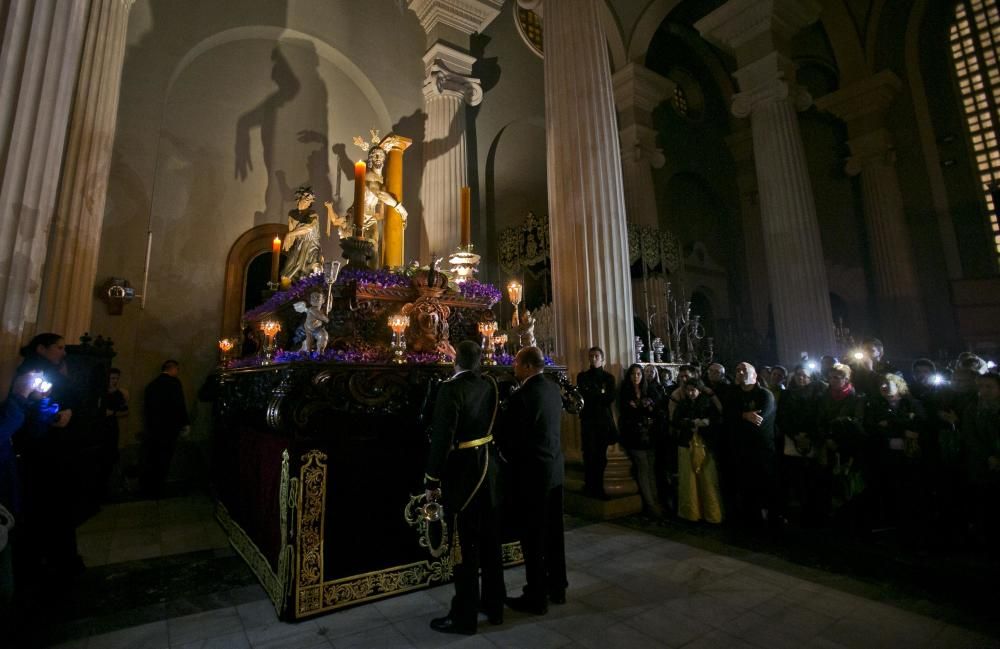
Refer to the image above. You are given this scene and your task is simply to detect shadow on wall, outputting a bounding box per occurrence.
[234,40,328,227]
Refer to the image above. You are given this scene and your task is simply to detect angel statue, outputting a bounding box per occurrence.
[350,130,408,263]
[293,291,330,354]
[282,186,344,281]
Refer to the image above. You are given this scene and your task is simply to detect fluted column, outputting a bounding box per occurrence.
[726,128,771,338]
[816,71,929,355]
[407,0,501,263]
[698,0,835,364]
[419,44,481,261]
[613,63,674,344]
[0,0,88,386]
[545,0,634,377]
[37,0,135,341]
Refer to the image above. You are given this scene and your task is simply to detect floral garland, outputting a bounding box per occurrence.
[228,346,554,368]
[243,273,327,321]
[336,267,411,288]
[458,279,502,305]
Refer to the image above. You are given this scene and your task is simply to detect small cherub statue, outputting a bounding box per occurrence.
[515,309,537,348]
[293,291,329,354]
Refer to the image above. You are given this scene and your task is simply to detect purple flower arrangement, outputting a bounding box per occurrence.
[458,279,502,305]
[244,273,326,320]
[336,267,411,288]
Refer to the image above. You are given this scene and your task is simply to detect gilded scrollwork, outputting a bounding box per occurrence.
[297,449,327,610]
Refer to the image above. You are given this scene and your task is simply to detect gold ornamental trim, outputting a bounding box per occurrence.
[216,501,290,615]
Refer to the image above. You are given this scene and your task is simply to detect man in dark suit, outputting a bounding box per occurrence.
[425,341,504,635]
[503,346,567,615]
[141,360,189,499]
[577,346,616,498]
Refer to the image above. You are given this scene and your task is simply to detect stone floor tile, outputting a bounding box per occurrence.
[620,604,716,648]
[236,599,280,630]
[392,613,500,648]
[245,619,330,649]
[172,629,252,649]
[85,620,169,649]
[314,603,392,640]
[167,607,244,646]
[330,623,418,649]
[479,618,573,648]
[681,628,758,649]
[574,584,657,620]
[373,591,442,622]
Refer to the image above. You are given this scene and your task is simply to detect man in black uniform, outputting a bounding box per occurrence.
[425,341,504,635]
[576,346,616,498]
[503,346,568,615]
[142,360,189,499]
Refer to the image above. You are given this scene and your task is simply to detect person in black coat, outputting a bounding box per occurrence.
[502,346,567,615]
[141,360,189,499]
[723,362,777,525]
[576,346,616,498]
[425,341,505,635]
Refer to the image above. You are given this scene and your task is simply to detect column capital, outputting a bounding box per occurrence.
[815,70,902,134]
[613,63,675,130]
[731,53,811,117]
[696,0,820,67]
[408,0,504,36]
[619,124,665,169]
[845,128,895,176]
[422,43,483,105]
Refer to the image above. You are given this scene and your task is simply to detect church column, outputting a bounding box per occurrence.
[726,128,771,340]
[37,0,136,341]
[544,0,634,376]
[613,63,674,347]
[0,1,89,385]
[697,0,836,365]
[407,0,501,262]
[816,71,929,355]
[544,0,637,503]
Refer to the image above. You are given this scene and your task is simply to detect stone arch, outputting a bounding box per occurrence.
[167,26,392,132]
[598,1,628,71]
[221,223,288,337]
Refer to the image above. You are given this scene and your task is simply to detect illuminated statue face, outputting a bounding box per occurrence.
[368,147,386,172]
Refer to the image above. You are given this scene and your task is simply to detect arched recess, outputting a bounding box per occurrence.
[167,26,392,131]
[221,223,288,337]
[598,1,628,71]
[628,0,867,88]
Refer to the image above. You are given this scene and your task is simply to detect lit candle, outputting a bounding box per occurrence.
[271,236,281,284]
[353,161,367,236]
[460,186,471,248]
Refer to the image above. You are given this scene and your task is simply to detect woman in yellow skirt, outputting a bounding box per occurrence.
[672,381,724,523]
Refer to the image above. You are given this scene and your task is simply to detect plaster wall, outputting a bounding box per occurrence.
[92,0,426,444]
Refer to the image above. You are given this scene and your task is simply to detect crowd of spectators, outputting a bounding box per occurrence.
[602,338,1000,551]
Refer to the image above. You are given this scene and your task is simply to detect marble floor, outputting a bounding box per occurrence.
[36,495,1000,649]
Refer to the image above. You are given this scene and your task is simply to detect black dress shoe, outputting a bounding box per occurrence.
[430,615,476,635]
[505,595,548,615]
[549,591,566,605]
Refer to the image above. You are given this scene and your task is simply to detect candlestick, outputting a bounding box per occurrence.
[460,186,471,248]
[353,160,367,236]
[387,314,410,364]
[478,321,498,366]
[507,281,522,328]
[271,236,281,284]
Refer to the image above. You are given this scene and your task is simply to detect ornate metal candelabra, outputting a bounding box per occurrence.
[448,245,481,284]
[634,336,644,364]
[651,337,664,363]
[387,314,410,364]
[663,282,706,363]
[478,320,498,366]
[260,320,281,365]
[507,281,522,328]
[218,338,234,367]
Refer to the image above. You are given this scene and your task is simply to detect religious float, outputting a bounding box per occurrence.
[212,133,581,620]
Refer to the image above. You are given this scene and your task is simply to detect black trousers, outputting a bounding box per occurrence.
[517,484,567,606]
[450,486,505,627]
[141,428,178,499]
[580,422,609,495]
